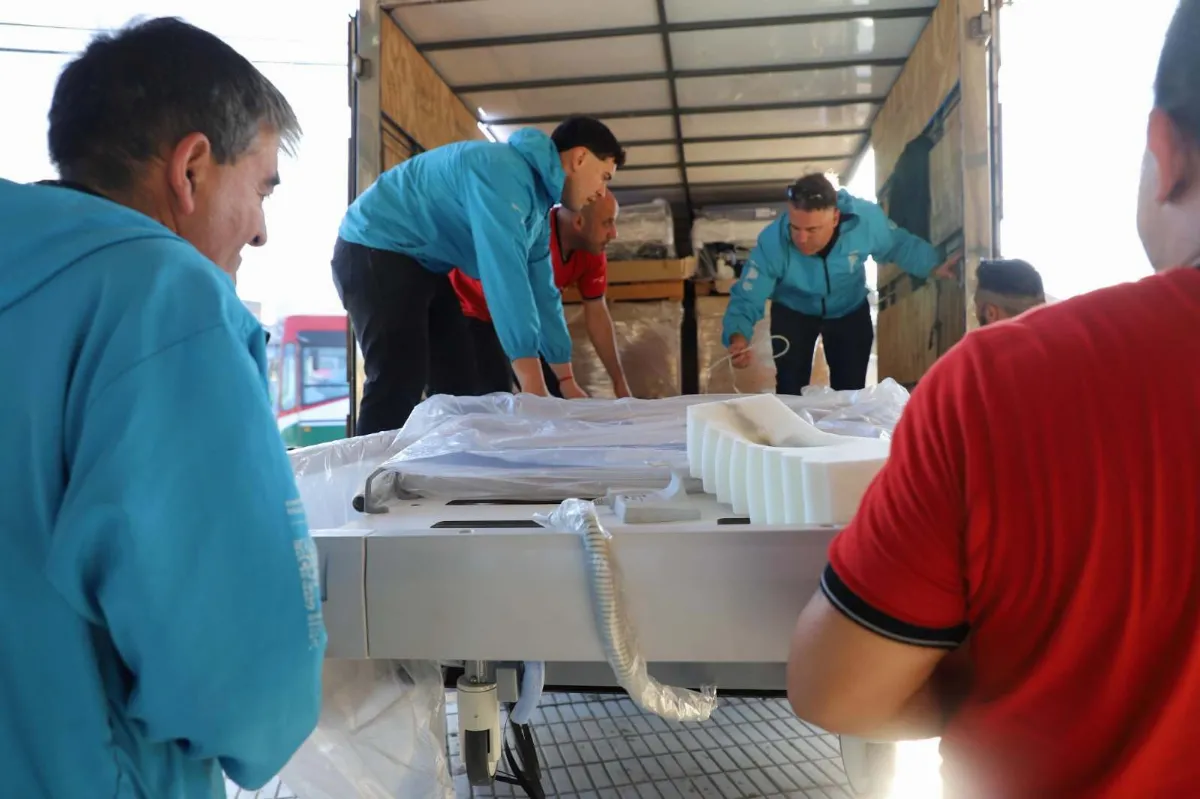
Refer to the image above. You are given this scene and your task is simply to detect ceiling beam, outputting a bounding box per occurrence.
[414,7,933,51]
[453,56,907,93]
[615,177,846,194]
[622,154,853,171]
[489,96,886,127]
[623,128,871,148]
[652,0,692,219]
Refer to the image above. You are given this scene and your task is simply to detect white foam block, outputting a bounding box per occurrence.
[715,429,736,505]
[686,403,724,478]
[763,448,792,523]
[746,444,770,524]
[721,394,854,448]
[701,423,729,495]
[800,439,891,525]
[729,438,752,515]
[781,450,813,525]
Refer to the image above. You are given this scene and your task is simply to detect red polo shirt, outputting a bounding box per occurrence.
[450,210,608,322]
[823,267,1200,797]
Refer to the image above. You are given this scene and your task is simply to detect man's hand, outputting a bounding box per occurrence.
[931,251,964,281]
[548,362,589,399]
[558,376,588,399]
[612,379,632,399]
[512,357,549,396]
[728,333,753,369]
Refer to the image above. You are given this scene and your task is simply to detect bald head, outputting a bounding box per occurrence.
[560,192,619,255]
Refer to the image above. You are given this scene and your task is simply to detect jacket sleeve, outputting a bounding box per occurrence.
[47,321,325,790]
[865,202,940,279]
[721,229,780,347]
[467,171,544,361]
[527,222,572,364]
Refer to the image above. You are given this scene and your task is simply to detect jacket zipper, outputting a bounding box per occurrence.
[821,254,832,318]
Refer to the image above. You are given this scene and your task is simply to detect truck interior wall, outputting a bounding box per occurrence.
[870,0,994,388]
[348,7,487,423]
[379,13,484,152]
[870,0,962,388]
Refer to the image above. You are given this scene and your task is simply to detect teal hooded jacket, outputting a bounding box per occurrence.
[722,189,941,345]
[0,178,325,798]
[339,128,572,363]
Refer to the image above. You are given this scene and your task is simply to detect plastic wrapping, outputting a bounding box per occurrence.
[696,298,835,393]
[691,205,783,279]
[606,198,675,261]
[564,299,682,399]
[283,439,454,799]
[361,385,908,503]
[696,297,777,394]
[535,499,718,722]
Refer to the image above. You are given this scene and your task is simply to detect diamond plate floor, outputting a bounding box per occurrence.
[448,692,854,799]
[227,692,940,798]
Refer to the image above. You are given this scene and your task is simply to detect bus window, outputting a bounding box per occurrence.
[281,342,298,412]
[299,330,350,407]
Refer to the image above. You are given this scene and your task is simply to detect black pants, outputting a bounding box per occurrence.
[466,317,514,395]
[771,300,874,394]
[465,318,562,398]
[331,238,476,436]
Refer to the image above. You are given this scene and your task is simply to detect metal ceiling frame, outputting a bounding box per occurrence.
[452,56,908,93]
[387,1,938,207]
[413,6,933,51]
[489,95,889,127]
[652,0,693,215]
[622,154,852,171]
[620,128,872,147]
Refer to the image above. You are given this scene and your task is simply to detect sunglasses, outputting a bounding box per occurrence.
[786,183,829,205]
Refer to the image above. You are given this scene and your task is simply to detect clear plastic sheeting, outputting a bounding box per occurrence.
[285,439,454,799]
[606,198,675,261]
[696,296,777,394]
[278,660,454,799]
[363,384,908,503]
[535,499,718,722]
[289,429,410,528]
[564,299,682,399]
[691,205,783,279]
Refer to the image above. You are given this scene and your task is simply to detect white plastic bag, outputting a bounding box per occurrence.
[278,660,454,799]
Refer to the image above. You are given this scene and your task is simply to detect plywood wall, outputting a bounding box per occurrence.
[873,0,961,186]
[380,13,483,150]
[870,0,982,386]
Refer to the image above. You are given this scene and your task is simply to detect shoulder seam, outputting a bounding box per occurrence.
[85,321,244,414]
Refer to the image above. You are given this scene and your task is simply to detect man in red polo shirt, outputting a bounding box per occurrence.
[785,2,1200,796]
[450,192,631,398]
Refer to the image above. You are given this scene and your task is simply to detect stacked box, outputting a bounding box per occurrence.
[565,300,682,398]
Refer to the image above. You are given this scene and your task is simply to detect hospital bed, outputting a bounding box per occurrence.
[292,387,908,797]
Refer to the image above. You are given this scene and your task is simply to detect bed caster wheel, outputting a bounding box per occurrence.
[457,675,501,787]
[840,736,896,797]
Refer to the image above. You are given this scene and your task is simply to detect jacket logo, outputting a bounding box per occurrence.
[847,251,860,270]
[741,264,758,292]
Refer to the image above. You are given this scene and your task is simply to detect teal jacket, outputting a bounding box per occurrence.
[0,179,325,798]
[339,128,572,363]
[722,189,940,344]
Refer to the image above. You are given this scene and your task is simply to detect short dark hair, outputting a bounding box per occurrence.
[1155,0,1200,145]
[977,258,1044,299]
[551,115,627,169]
[48,17,300,192]
[786,173,838,211]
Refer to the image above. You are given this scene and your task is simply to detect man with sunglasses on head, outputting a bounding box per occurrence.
[722,173,959,392]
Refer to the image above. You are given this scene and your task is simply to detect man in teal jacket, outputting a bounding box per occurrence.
[334,115,626,435]
[723,173,959,392]
[0,18,325,798]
